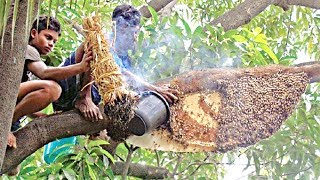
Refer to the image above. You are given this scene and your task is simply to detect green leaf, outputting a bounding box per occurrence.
[253,27,263,36]
[148,6,158,26]
[105,169,114,179]
[253,152,260,175]
[90,147,114,163]
[62,168,77,180]
[87,139,109,149]
[224,29,238,38]
[232,35,247,43]
[86,159,97,180]
[259,44,279,64]
[193,26,205,38]
[181,18,191,37]
[254,34,268,44]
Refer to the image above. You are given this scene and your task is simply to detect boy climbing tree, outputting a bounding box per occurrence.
[7,15,94,149]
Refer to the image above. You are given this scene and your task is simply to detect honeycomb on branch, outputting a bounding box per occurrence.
[127,68,310,152]
[170,71,309,152]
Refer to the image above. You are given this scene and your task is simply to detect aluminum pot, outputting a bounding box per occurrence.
[128,91,170,136]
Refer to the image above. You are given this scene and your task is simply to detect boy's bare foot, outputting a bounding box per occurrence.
[7,132,17,149]
[75,97,103,121]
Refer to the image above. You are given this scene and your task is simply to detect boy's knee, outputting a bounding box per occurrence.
[43,81,62,101]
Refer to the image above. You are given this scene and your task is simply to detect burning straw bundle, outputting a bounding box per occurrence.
[82,15,126,104]
[82,16,136,138]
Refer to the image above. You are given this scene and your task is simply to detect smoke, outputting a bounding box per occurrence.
[131,26,243,83]
[108,6,243,88]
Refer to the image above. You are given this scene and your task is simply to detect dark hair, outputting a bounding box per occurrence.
[28,15,61,42]
[112,4,141,26]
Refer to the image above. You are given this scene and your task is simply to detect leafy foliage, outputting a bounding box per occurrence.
[2,136,114,179]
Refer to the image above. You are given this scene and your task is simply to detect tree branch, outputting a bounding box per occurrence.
[287,0,320,9]
[1,106,112,173]
[209,0,320,31]
[112,162,170,179]
[139,0,175,18]
[121,144,135,179]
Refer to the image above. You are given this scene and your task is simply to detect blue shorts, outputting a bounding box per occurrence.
[52,52,101,111]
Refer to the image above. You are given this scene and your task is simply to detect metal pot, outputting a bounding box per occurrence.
[127,91,170,136]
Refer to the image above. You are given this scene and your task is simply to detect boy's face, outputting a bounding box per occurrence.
[30,29,59,55]
[114,16,140,55]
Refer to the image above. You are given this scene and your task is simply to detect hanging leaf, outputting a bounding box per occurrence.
[147,6,158,26]
[259,43,279,64]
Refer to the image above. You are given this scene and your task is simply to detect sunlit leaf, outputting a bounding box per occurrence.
[259,43,279,64]
[232,34,247,43]
[87,139,109,149]
[181,18,191,37]
[148,6,158,26]
[86,159,97,180]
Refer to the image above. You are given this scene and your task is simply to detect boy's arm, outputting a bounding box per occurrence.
[27,50,93,81]
[122,70,178,104]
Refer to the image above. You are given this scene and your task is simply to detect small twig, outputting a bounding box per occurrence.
[283,8,293,54]
[172,153,183,176]
[281,163,319,177]
[189,154,210,176]
[64,18,85,36]
[122,143,138,180]
[180,161,217,174]
[155,150,160,167]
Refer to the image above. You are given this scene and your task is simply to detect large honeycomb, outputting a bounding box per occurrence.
[127,70,309,152]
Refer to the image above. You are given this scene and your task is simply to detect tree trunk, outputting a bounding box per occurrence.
[0,0,31,170]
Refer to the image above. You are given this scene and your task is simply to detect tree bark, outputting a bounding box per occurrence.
[139,0,175,18]
[2,107,111,173]
[0,0,33,170]
[111,162,169,179]
[210,0,320,31]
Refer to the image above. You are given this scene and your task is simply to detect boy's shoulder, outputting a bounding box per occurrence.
[25,45,41,62]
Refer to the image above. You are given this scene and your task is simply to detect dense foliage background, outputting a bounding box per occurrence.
[1,0,320,179]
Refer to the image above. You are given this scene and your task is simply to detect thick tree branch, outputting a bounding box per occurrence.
[210,0,320,31]
[287,0,320,9]
[1,106,112,173]
[210,0,271,31]
[139,0,175,18]
[112,162,170,179]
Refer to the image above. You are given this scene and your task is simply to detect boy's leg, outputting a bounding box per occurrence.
[74,70,103,120]
[7,80,61,148]
[74,44,103,121]
[13,80,61,123]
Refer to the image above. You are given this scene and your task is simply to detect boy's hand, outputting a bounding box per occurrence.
[148,84,179,105]
[80,45,94,72]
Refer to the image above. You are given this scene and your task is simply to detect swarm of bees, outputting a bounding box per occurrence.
[169,71,309,152]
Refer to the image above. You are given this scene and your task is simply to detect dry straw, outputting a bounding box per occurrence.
[82,15,129,105]
[82,15,136,139]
